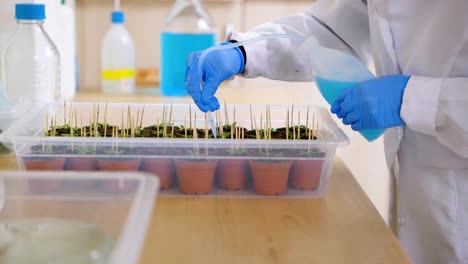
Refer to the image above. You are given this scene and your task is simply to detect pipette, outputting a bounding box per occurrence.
[197,62,217,138]
[114,0,120,10]
[198,98,217,138]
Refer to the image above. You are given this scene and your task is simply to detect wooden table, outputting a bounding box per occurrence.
[0,153,410,264]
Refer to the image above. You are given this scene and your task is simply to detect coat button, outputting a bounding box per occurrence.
[397,127,403,140]
[398,216,406,226]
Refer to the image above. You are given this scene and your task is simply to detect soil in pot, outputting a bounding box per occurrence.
[175,159,217,195]
[268,127,318,140]
[243,130,257,139]
[23,158,66,193]
[140,158,176,190]
[216,159,250,191]
[249,160,293,196]
[141,125,183,138]
[289,160,324,190]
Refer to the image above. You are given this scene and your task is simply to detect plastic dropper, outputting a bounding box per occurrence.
[197,64,217,138]
[199,102,217,138]
[207,112,217,138]
[114,0,120,10]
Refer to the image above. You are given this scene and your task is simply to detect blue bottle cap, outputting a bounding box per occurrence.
[111,11,125,24]
[15,4,46,20]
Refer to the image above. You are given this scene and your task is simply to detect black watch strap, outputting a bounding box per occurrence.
[228,40,247,70]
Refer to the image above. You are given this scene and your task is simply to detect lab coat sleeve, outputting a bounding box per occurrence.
[401,77,468,157]
[228,0,371,81]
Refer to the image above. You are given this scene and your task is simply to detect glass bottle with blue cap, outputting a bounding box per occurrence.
[160,0,217,96]
[1,3,60,116]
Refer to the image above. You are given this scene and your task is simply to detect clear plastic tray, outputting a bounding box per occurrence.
[0,109,24,156]
[0,171,159,264]
[2,102,349,198]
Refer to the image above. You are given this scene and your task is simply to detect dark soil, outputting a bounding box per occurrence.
[96,146,140,156]
[30,144,69,155]
[45,123,323,141]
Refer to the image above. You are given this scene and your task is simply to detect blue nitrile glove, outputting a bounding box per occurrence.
[185,42,245,112]
[331,75,410,131]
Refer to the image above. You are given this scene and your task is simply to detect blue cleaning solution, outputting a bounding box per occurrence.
[315,78,385,142]
[160,32,216,96]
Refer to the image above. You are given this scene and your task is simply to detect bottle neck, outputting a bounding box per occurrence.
[111,22,125,28]
[17,20,44,25]
[175,0,203,7]
[173,0,207,16]
[165,0,214,32]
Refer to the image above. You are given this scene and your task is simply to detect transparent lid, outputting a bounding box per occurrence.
[163,0,216,33]
[0,171,159,264]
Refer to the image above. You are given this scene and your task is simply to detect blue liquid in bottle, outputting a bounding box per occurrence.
[315,78,385,142]
[160,32,216,96]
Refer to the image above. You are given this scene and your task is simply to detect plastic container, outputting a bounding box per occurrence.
[299,37,385,141]
[0,110,23,156]
[0,0,16,59]
[0,171,159,264]
[160,0,216,96]
[101,10,135,94]
[2,102,349,198]
[1,3,60,121]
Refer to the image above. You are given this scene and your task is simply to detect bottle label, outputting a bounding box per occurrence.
[101,69,135,80]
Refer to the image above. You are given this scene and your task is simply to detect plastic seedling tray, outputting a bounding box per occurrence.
[1,102,348,198]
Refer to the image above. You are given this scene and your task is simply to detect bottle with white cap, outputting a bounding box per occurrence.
[101,9,135,94]
[1,3,61,114]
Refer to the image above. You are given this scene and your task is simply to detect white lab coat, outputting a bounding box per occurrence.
[229,0,468,263]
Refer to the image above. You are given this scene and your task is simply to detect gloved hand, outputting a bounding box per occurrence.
[331,75,410,130]
[185,43,245,112]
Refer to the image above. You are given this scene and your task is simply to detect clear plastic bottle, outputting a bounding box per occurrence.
[101,10,135,94]
[0,0,16,58]
[1,3,60,114]
[299,37,385,141]
[160,0,217,96]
